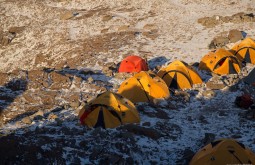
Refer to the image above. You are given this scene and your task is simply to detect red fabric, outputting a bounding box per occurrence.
[218,59,225,66]
[80,111,90,124]
[118,55,148,73]
[235,94,254,109]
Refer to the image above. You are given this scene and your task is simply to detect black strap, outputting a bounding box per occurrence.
[228,150,243,164]
[235,46,255,55]
[136,78,151,102]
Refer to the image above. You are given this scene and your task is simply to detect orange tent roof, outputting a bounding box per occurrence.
[118,55,148,73]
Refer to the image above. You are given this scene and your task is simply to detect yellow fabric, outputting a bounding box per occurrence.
[190,139,255,165]
[83,107,100,128]
[177,72,192,89]
[199,49,241,75]
[231,37,255,64]
[102,108,121,128]
[79,91,140,128]
[118,71,170,103]
[157,60,202,89]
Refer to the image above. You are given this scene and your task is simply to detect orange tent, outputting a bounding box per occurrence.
[199,49,241,75]
[190,139,255,165]
[118,55,149,73]
[231,37,255,64]
[118,71,170,103]
[79,91,140,128]
[157,60,203,89]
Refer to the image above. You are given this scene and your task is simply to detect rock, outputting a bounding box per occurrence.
[1,36,9,46]
[8,26,25,34]
[49,71,71,90]
[64,104,70,109]
[40,95,55,106]
[15,121,21,127]
[21,116,32,124]
[87,76,94,83]
[118,25,129,32]
[70,101,80,108]
[60,11,78,20]
[154,109,170,119]
[142,122,151,127]
[218,111,228,116]
[197,16,218,28]
[143,24,158,31]
[206,81,226,90]
[0,72,8,86]
[175,91,190,102]
[27,70,50,89]
[55,118,63,126]
[203,133,215,145]
[178,148,195,165]
[155,122,182,139]
[102,66,113,77]
[199,115,209,124]
[118,124,163,140]
[228,29,243,43]
[89,145,104,160]
[202,90,216,98]
[115,132,135,142]
[213,36,229,47]
[31,110,44,119]
[101,28,109,33]
[33,115,44,121]
[47,113,58,120]
[102,15,113,21]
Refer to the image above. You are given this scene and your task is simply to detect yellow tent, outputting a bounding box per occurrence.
[199,48,241,75]
[79,91,140,128]
[231,37,255,64]
[157,60,202,89]
[190,139,255,165]
[118,71,170,103]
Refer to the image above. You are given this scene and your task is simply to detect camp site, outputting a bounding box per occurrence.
[0,0,255,164]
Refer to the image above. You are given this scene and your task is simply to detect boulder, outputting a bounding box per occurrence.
[27,70,50,89]
[47,113,58,120]
[213,36,229,47]
[228,29,243,43]
[203,133,215,145]
[206,81,226,90]
[0,73,9,86]
[102,15,113,21]
[49,72,71,90]
[8,26,25,34]
[202,90,216,98]
[21,116,32,124]
[60,11,78,20]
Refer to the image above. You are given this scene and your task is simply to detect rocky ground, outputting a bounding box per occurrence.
[0,0,255,164]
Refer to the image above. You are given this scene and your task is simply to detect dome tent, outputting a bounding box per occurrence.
[118,55,149,73]
[118,71,170,103]
[190,139,255,165]
[157,60,202,90]
[79,91,140,129]
[199,48,241,75]
[231,37,255,64]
